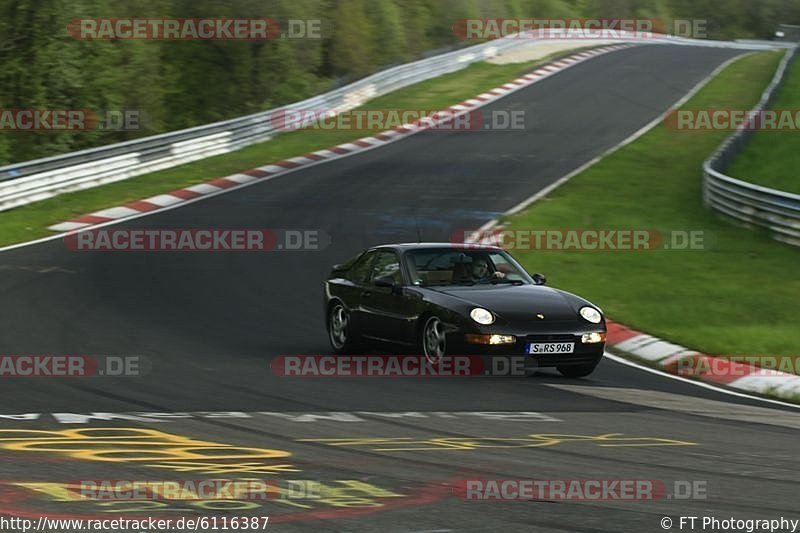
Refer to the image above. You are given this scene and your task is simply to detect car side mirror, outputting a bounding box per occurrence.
[374,275,401,292]
[532,273,547,285]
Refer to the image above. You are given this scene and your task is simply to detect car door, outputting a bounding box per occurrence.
[360,250,415,345]
[338,250,377,334]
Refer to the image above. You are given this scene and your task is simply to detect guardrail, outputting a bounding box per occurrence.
[703,46,800,247]
[0,31,780,212]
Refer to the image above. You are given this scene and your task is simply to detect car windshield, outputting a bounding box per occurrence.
[406,248,532,286]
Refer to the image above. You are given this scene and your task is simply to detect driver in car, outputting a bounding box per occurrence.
[471,257,505,281]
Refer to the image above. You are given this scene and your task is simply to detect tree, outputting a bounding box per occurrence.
[328,0,372,77]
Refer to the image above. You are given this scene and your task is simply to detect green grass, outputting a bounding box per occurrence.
[506,50,800,357]
[728,52,800,195]
[0,48,594,247]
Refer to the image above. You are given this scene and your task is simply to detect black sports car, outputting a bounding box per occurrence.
[323,243,606,377]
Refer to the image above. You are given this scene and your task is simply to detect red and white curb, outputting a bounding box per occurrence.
[606,320,800,401]
[49,44,633,233]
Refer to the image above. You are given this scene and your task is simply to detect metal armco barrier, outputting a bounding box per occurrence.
[0,32,781,212]
[703,46,800,247]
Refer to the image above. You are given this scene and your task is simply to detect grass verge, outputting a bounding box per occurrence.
[728,52,800,194]
[506,50,800,357]
[0,48,595,247]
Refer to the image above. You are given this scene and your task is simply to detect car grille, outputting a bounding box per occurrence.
[524,333,578,342]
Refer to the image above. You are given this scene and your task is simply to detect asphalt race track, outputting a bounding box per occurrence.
[1,45,798,531]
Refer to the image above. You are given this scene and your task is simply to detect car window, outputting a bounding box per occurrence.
[406,248,531,286]
[489,253,526,281]
[347,250,376,284]
[369,251,402,285]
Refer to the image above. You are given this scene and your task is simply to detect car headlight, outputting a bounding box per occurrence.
[470,307,495,325]
[579,306,602,324]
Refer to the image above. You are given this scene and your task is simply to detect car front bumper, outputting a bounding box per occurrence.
[447,328,605,368]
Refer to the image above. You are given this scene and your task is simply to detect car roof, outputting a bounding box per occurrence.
[368,242,503,252]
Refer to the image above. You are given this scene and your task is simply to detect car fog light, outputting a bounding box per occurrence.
[465,334,516,345]
[581,332,607,344]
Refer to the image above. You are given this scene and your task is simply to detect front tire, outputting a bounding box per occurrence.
[327,303,359,354]
[420,315,447,364]
[557,362,598,378]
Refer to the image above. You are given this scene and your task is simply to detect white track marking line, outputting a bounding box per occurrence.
[604,352,800,409]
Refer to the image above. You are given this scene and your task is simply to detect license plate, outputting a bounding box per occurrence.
[526,342,575,354]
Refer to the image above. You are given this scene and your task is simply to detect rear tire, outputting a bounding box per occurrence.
[557,362,598,378]
[327,302,360,354]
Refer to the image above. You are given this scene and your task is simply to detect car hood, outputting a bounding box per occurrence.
[430,284,580,322]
